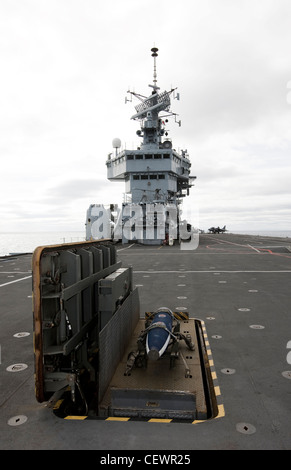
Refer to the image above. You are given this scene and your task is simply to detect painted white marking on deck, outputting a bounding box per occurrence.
[134,270,291,273]
[248,244,261,253]
[13,332,30,338]
[117,244,135,252]
[0,275,32,288]
[8,415,28,426]
[0,272,31,274]
[6,363,28,372]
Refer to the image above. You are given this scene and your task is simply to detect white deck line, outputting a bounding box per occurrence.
[0,275,32,288]
[134,270,291,273]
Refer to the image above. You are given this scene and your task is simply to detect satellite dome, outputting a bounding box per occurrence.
[112,138,121,149]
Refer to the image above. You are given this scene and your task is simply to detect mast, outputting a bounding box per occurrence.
[151,46,159,89]
[130,52,174,149]
[106,46,195,205]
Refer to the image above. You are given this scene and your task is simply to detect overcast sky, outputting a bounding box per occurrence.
[1,0,291,233]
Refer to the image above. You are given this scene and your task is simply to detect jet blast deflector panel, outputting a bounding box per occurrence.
[32,239,135,405]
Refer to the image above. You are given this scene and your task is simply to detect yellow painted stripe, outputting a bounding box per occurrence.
[106,417,130,422]
[148,418,172,423]
[200,321,225,422]
[64,415,87,420]
[214,385,221,396]
[216,404,225,418]
[53,399,64,410]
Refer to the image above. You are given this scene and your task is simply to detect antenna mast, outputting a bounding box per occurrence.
[151,47,159,89]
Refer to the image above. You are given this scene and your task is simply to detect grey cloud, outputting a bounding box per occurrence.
[42,178,106,203]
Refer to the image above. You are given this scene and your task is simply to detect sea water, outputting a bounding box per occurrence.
[0,231,85,256]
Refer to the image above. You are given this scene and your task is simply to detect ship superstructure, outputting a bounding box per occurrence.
[86,47,196,244]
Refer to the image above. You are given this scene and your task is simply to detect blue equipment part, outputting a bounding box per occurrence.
[146,308,174,360]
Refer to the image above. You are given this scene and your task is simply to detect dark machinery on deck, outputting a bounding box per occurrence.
[125,308,195,376]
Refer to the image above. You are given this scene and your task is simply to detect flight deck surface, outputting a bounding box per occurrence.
[1,233,291,450]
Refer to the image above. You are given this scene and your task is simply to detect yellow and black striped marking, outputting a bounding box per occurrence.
[198,320,225,423]
[56,318,225,424]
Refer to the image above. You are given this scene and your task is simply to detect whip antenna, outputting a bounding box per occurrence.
[151,47,158,88]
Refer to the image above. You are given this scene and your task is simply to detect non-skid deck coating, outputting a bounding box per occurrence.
[1,233,291,450]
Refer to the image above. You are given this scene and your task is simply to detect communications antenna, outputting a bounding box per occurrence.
[151,47,159,89]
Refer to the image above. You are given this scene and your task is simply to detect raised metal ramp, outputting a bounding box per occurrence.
[99,317,217,421]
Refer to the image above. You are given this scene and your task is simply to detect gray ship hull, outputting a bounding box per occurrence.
[1,233,291,450]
